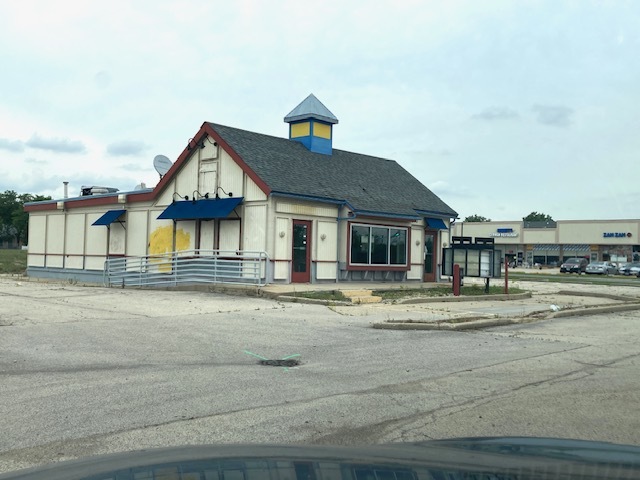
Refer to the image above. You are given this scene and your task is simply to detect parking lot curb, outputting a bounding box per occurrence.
[554,290,639,302]
[374,301,640,331]
[275,295,352,306]
[396,292,532,304]
[548,302,640,318]
[373,317,516,331]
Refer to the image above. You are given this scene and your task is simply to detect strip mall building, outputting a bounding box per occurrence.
[24,95,457,284]
[449,220,640,266]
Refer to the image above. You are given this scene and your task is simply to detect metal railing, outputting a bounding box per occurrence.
[103,250,270,287]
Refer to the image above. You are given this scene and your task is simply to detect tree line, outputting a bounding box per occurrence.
[463,212,554,223]
[0,190,52,246]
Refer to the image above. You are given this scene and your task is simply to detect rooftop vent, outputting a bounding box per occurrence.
[81,186,119,196]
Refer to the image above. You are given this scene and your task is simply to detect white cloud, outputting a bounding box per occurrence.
[25,134,86,154]
[0,1,638,220]
[532,104,574,127]
[106,140,149,157]
[0,138,24,152]
[472,107,519,121]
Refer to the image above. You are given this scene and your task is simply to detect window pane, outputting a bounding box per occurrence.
[394,472,415,480]
[424,233,434,273]
[293,224,308,272]
[371,227,389,264]
[351,226,370,264]
[374,471,395,480]
[223,470,245,480]
[466,249,480,277]
[354,469,375,480]
[390,229,407,265]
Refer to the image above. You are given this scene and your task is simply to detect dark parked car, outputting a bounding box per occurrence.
[560,257,588,274]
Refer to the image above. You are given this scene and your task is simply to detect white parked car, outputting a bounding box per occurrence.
[619,262,640,276]
[585,261,617,275]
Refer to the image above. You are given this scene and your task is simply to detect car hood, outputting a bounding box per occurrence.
[1,440,640,480]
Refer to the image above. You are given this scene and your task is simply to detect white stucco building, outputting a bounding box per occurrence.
[25,95,458,285]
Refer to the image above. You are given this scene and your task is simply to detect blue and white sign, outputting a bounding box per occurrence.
[490,228,518,238]
[603,232,631,238]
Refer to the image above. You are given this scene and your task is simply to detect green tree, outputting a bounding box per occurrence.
[464,214,491,222]
[0,190,18,242]
[0,190,51,245]
[522,211,554,222]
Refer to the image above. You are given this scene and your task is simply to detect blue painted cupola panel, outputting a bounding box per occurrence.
[284,94,338,155]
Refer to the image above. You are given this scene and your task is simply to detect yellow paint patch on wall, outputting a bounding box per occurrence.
[149,225,191,272]
[313,122,331,139]
[290,122,310,138]
[149,225,173,255]
[175,228,190,251]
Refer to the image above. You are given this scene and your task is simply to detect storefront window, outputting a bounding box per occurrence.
[371,227,388,264]
[390,228,407,265]
[350,224,407,266]
[350,225,369,264]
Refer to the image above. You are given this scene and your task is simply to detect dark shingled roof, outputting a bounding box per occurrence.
[209,122,457,219]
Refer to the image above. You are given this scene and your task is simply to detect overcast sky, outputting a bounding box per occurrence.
[1,0,638,221]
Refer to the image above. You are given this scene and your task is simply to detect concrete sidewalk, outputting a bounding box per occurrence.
[5,273,639,327]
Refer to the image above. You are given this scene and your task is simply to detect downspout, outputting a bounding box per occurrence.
[335,204,354,283]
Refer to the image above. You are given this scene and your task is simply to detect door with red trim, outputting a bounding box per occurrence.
[423,230,437,282]
[292,220,311,283]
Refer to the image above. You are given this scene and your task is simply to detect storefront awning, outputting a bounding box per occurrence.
[563,244,590,251]
[157,197,243,220]
[532,244,560,251]
[425,218,447,230]
[92,209,126,226]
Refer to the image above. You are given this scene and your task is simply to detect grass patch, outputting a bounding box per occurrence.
[508,272,640,287]
[294,290,348,301]
[0,249,27,274]
[373,285,525,300]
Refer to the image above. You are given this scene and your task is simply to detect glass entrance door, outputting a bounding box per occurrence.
[423,231,436,282]
[292,220,311,283]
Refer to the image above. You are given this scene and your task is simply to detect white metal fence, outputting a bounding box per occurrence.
[103,250,270,287]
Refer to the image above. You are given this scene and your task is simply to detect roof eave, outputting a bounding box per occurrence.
[414,209,458,218]
[352,209,421,221]
[284,114,339,125]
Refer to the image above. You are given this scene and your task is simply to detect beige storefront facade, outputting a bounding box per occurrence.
[449,219,640,267]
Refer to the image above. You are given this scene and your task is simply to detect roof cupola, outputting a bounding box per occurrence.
[284,94,338,155]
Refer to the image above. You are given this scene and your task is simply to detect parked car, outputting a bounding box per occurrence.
[585,261,617,275]
[619,262,640,276]
[560,257,588,274]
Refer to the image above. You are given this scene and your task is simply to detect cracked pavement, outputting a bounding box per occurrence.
[0,277,639,473]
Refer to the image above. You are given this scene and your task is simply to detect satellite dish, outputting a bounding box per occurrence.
[134,183,144,191]
[153,155,172,178]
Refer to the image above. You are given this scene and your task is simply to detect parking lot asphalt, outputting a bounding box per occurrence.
[1,276,639,474]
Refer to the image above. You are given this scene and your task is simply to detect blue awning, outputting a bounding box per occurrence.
[425,218,447,230]
[92,209,126,226]
[158,197,243,220]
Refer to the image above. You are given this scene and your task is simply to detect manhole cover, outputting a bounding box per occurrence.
[259,359,301,367]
